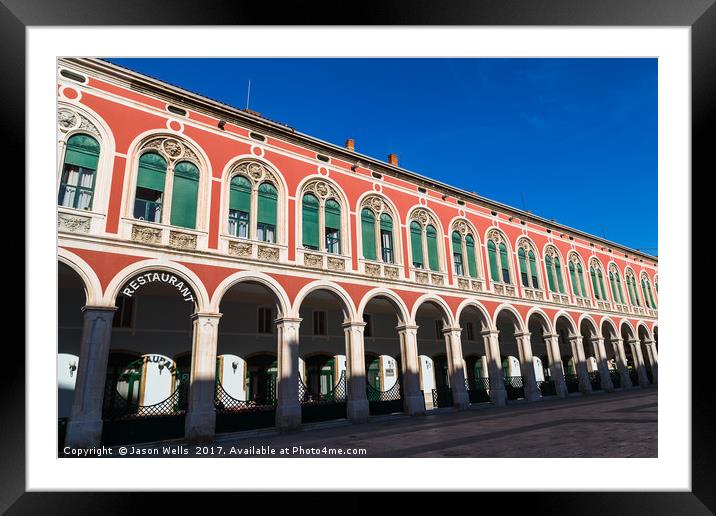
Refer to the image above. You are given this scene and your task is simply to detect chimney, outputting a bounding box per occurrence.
[388,153,398,166]
[345,138,355,151]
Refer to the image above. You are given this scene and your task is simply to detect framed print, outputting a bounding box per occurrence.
[6,0,712,512]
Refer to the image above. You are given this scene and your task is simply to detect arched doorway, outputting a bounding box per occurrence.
[495,309,539,402]
[579,319,607,391]
[638,325,656,385]
[601,320,630,389]
[459,304,494,404]
[527,312,565,397]
[215,280,283,434]
[621,323,648,387]
[555,315,590,395]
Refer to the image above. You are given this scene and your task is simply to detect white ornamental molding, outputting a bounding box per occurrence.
[486,229,507,246]
[361,195,391,215]
[567,252,584,266]
[303,179,339,201]
[517,238,536,254]
[57,108,100,139]
[410,208,438,228]
[141,137,200,166]
[452,219,477,238]
[57,213,91,234]
[589,257,603,271]
[544,245,561,260]
[232,161,277,186]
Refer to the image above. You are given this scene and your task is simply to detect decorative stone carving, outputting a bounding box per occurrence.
[257,245,279,262]
[57,107,100,139]
[229,241,252,257]
[505,285,516,296]
[415,271,429,284]
[232,161,277,185]
[431,274,444,287]
[162,139,184,159]
[410,208,438,228]
[327,257,345,271]
[169,231,197,250]
[486,229,507,245]
[361,195,392,216]
[383,266,399,279]
[140,136,200,168]
[494,283,504,295]
[304,253,323,268]
[458,278,470,290]
[365,263,381,277]
[57,213,91,233]
[471,280,483,292]
[304,179,339,201]
[517,238,537,254]
[131,224,162,245]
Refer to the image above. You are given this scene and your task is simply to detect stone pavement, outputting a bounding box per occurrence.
[122,388,657,458]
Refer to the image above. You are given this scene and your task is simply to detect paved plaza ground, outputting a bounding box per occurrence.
[117,387,657,458]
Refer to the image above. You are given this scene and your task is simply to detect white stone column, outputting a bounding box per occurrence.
[397,324,426,415]
[543,333,568,398]
[568,335,592,394]
[515,331,541,402]
[629,339,651,387]
[65,306,116,448]
[185,312,221,442]
[591,337,614,391]
[275,317,302,430]
[643,339,658,385]
[443,327,470,409]
[481,330,507,406]
[613,338,634,388]
[343,321,369,422]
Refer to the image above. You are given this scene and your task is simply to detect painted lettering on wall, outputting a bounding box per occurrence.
[121,272,195,303]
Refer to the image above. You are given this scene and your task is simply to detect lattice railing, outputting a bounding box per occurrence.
[214,380,276,413]
[366,379,402,402]
[431,386,453,408]
[102,375,187,421]
[299,371,346,405]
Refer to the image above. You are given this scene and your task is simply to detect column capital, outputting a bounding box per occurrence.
[480,329,499,338]
[191,312,222,321]
[342,320,367,329]
[275,316,302,325]
[626,338,640,345]
[81,305,117,314]
[542,332,560,340]
[567,334,583,343]
[442,326,463,335]
[396,324,419,333]
[514,331,531,339]
[643,339,655,345]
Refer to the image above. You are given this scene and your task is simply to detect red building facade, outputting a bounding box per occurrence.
[57,58,658,448]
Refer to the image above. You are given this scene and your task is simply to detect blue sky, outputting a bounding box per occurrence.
[108,58,657,253]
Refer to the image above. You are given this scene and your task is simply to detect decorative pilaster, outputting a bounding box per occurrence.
[343,321,369,423]
[443,327,469,409]
[65,306,117,448]
[515,331,541,402]
[275,317,302,430]
[591,337,614,392]
[643,339,658,385]
[396,324,426,415]
[185,312,221,442]
[568,335,592,395]
[481,330,507,406]
[629,339,651,387]
[543,333,568,398]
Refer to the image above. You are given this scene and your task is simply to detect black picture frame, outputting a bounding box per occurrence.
[6,0,710,513]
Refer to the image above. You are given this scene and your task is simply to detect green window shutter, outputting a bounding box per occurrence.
[518,248,529,287]
[598,270,608,301]
[590,267,600,299]
[325,199,341,230]
[609,272,618,303]
[499,243,510,283]
[257,182,278,226]
[632,277,641,306]
[466,235,478,278]
[452,231,462,253]
[136,152,167,191]
[361,208,377,260]
[426,225,440,271]
[569,262,579,296]
[641,280,651,308]
[170,161,199,229]
[410,221,424,267]
[302,194,320,249]
[577,263,586,298]
[64,134,100,170]
[615,275,625,304]
[528,251,539,289]
[626,277,635,305]
[545,255,556,292]
[230,175,251,212]
[487,240,500,282]
[555,258,565,294]
[380,213,393,231]
[647,282,656,308]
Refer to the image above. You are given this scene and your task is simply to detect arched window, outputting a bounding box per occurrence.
[408,209,443,272]
[133,137,204,229]
[589,259,609,301]
[486,230,511,284]
[227,162,280,243]
[359,196,396,264]
[608,264,626,305]
[544,247,566,294]
[451,221,481,280]
[300,179,345,255]
[58,133,100,211]
[567,253,588,298]
[517,240,539,289]
[170,161,199,229]
[134,152,167,223]
[452,231,464,276]
[641,273,657,309]
[625,269,641,307]
[465,235,478,278]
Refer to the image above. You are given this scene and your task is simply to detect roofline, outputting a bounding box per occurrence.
[59,57,657,263]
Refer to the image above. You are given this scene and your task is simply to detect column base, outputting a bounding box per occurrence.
[185,410,216,442]
[525,389,542,402]
[554,381,568,398]
[452,390,470,410]
[347,399,369,423]
[404,394,426,416]
[276,402,302,431]
[489,387,507,407]
[65,418,103,449]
